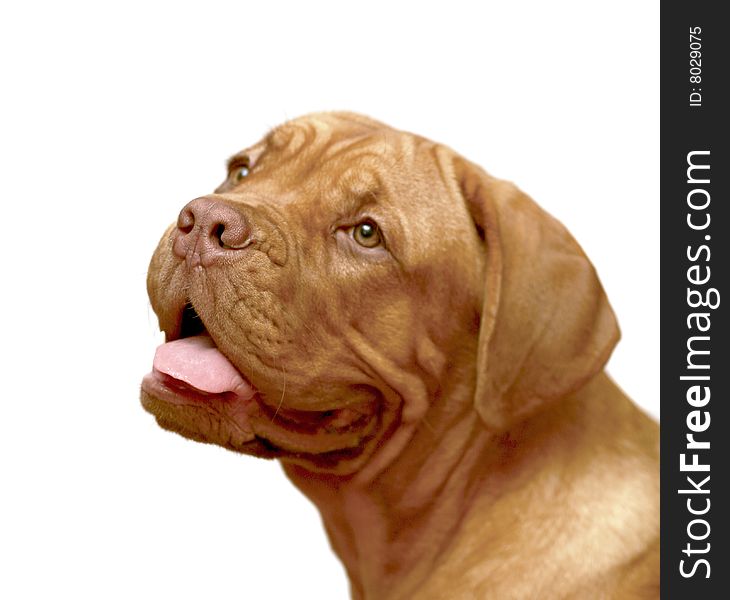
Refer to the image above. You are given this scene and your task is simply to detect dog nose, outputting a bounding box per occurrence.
[172,197,253,266]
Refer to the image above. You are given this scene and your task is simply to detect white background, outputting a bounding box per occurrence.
[0,1,658,598]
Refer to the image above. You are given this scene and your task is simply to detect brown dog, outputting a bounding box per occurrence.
[141,112,659,599]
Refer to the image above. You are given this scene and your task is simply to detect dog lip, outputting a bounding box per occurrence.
[140,371,257,441]
[151,297,381,456]
[141,369,380,457]
[145,322,380,451]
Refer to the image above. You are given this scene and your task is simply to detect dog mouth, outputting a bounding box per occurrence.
[141,301,381,466]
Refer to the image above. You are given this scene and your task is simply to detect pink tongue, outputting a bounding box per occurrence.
[153,335,255,398]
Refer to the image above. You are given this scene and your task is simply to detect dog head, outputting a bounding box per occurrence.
[141,112,618,476]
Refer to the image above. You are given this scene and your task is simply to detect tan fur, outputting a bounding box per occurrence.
[142,112,659,598]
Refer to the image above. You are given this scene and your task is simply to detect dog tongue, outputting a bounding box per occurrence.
[153,335,255,398]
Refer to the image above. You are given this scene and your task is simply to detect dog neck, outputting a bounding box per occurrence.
[281,351,479,594]
[283,373,657,599]
[282,359,543,598]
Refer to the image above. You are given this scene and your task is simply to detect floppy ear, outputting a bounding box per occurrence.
[453,156,620,430]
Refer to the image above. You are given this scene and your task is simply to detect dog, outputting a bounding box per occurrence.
[141,112,659,599]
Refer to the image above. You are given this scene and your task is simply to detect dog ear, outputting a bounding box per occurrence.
[453,156,620,430]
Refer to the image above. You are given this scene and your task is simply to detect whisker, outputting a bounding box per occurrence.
[420,415,437,435]
[271,358,287,422]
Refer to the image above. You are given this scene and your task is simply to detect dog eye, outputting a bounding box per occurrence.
[234,165,250,181]
[352,220,382,248]
[227,155,252,183]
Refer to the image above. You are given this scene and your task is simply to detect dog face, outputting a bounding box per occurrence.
[141,113,486,474]
[141,112,618,476]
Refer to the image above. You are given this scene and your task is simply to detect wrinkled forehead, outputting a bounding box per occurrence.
[237,113,441,196]
[267,112,388,153]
